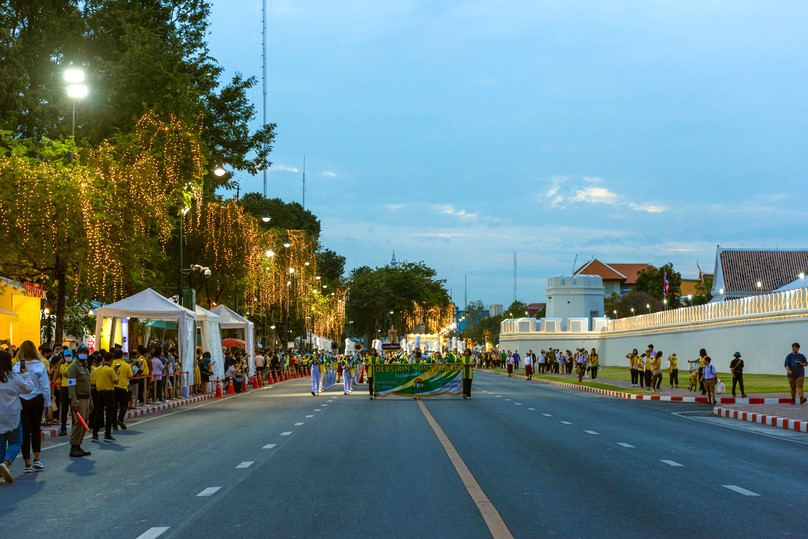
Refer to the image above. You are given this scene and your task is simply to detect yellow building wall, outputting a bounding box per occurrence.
[0,284,40,346]
[99,317,123,351]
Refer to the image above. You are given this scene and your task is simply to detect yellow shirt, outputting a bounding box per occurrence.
[668,356,678,372]
[699,355,708,368]
[627,354,639,369]
[95,365,118,391]
[89,365,98,386]
[138,355,150,376]
[112,359,133,390]
[60,362,71,387]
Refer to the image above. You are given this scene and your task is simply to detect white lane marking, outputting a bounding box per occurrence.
[236,461,254,469]
[136,528,170,539]
[661,460,683,467]
[496,395,502,398]
[281,431,292,436]
[295,422,304,426]
[528,408,536,411]
[515,403,523,406]
[723,485,760,496]
[328,399,334,402]
[305,415,314,418]
[542,414,552,417]
[262,444,276,449]
[617,443,635,448]
[505,398,511,401]
[322,404,329,407]
[197,487,221,497]
[561,421,572,425]
[584,430,599,435]
[314,409,322,412]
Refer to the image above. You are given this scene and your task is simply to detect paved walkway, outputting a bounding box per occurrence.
[491,368,808,433]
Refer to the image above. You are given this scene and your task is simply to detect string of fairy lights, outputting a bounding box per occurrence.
[0,111,346,342]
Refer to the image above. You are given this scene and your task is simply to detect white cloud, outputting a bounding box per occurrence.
[322,171,337,177]
[542,175,665,214]
[629,202,666,213]
[272,164,300,173]
[436,204,478,220]
[572,186,618,204]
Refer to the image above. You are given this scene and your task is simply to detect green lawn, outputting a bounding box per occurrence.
[486,366,789,395]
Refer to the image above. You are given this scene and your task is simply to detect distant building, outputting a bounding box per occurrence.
[525,303,546,317]
[488,304,504,317]
[712,247,808,300]
[545,275,605,331]
[574,259,654,296]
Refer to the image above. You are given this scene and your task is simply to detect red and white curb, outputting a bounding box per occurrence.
[713,406,808,433]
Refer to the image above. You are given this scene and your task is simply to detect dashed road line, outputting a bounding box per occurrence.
[136,527,170,539]
[314,409,322,412]
[262,444,276,449]
[295,422,304,426]
[584,430,599,435]
[723,485,759,496]
[661,460,683,467]
[542,414,552,417]
[281,431,292,436]
[236,461,254,469]
[515,403,523,406]
[197,487,221,497]
[561,421,572,425]
[305,415,314,418]
[528,408,536,411]
[617,443,635,448]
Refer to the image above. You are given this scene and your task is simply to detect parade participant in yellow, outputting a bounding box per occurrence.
[366,348,381,400]
[462,348,474,399]
[667,353,679,389]
[626,349,639,387]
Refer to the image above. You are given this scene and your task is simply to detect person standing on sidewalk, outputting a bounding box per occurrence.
[92,352,118,443]
[524,352,533,381]
[11,341,50,474]
[111,349,132,430]
[626,349,639,387]
[729,352,747,398]
[589,348,599,380]
[0,350,33,484]
[701,356,718,405]
[58,349,73,435]
[784,343,807,405]
[67,351,92,457]
[667,353,679,389]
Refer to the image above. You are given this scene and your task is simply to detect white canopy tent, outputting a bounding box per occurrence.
[94,288,196,392]
[211,304,256,375]
[195,305,225,381]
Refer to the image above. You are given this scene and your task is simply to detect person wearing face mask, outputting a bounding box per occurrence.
[67,345,93,457]
[58,348,74,436]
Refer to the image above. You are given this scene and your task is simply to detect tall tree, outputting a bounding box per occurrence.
[634,263,682,308]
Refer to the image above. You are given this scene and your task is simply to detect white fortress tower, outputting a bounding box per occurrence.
[545,275,605,332]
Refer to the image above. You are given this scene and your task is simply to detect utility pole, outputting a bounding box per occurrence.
[513,252,517,303]
[262,0,268,199]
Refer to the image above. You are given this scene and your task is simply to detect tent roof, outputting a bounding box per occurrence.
[96,288,196,320]
[210,304,253,328]
[195,305,220,323]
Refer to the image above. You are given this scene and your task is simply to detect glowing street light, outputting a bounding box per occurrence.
[213,165,227,177]
[64,66,88,139]
[265,249,275,258]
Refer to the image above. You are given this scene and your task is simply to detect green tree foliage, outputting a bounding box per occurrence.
[346,261,452,339]
[504,300,529,318]
[633,263,682,308]
[0,0,274,184]
[316,248,345,288]
[238,192,321,240]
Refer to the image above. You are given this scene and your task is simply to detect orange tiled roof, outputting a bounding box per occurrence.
[719,250,808,293]
[575,259,654,285]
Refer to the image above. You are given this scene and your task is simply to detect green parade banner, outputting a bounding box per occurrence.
[372,364,463,397]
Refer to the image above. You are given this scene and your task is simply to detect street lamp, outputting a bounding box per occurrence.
[213,165,227,177]
[646,303,651,314]
[630,307,635,315]
[64,66,88,139]
[756,280,763,295]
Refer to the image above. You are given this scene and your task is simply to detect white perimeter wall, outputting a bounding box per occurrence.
[500,316,807,375]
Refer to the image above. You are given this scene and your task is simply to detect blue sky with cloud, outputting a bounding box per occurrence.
[208,0,808,305]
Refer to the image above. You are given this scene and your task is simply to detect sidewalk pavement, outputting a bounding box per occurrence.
[492,368,808,434]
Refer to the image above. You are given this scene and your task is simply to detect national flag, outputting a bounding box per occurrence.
[663,272,670,296]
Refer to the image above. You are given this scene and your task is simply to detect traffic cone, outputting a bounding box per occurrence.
[215,377,223,398]
[242,377,248,392]
[227,376,235,395]
[273,370,278,384]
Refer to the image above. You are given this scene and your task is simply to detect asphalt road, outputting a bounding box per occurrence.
[1,371,806,538]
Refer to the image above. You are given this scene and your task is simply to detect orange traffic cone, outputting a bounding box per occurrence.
[242,377,248,392]
[215,377,223,398]
[227,376,235,395]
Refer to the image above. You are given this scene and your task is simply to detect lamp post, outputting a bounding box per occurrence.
[64,66,88,140]
[646,303,651,314]
[178,206,190,303]
[756,280,763,295]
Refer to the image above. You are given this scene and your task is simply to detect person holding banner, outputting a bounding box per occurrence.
[366,348,381,400]
[462,348,474,399]
[67,350,92,458]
